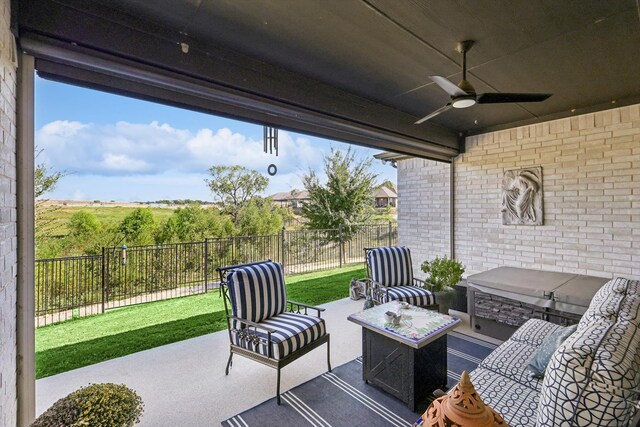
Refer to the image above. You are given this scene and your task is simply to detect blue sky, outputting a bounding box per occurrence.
[35,77,396,202]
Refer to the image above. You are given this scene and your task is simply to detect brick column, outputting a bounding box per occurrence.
[0,0,18,425]
[397,158,451,279]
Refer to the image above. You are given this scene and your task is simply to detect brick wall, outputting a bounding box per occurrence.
[397,158,450,279]
[0,0,18,424]
[398,104,640,280]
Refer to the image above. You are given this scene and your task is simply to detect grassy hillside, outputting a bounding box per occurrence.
[40,203,395,238]
[40,204,176,236]
[35,201,395,259]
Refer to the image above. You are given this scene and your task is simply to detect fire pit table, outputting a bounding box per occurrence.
[348,301,460,411]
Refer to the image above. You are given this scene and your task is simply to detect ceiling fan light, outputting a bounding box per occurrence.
[452,96,476,109]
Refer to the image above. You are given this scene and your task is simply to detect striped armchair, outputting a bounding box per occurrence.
[364,246,437,308]
[217,260,331,405]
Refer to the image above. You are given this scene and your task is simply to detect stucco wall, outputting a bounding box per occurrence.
[0,0,18,424]
[398,104,640,280]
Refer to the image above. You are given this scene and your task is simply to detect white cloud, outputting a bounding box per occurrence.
[187,128,262,169]
[40,120,88,137]
[102,153,149,171]
[36,120,327,178]
[37,119,397,201]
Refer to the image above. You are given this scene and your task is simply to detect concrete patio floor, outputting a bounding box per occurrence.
[36,298,501,426]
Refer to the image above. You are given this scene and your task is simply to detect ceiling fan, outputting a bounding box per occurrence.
[415,40,552,124]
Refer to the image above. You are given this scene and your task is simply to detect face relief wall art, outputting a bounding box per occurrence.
[501,167,543,225]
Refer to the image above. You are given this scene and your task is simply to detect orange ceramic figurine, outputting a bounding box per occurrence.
[420,371,507,427]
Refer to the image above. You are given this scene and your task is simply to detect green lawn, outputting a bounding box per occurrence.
[36,264,365,379]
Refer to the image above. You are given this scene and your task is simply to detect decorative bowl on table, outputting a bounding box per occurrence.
[384,311,401,325]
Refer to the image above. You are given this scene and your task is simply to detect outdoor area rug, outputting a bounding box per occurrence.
[221,332,498,427]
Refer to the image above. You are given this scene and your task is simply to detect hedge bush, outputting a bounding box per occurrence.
[32,383,144,427]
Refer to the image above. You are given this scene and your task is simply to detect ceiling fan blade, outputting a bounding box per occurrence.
[476,93,552,104]
[430,76,468,97]
[415,104,452,124]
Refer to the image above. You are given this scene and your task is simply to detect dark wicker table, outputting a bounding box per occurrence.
[348,302,460,411]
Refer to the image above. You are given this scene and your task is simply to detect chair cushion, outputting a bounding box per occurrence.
[478,340,544,390]
[471,367,540,427]
[231,312,326,360]
[384,285,435,307]
[527,324,577,379]
[580,278,640,328]
[367,246,414,287]
[227,261,287,323]
[510,318,565,347]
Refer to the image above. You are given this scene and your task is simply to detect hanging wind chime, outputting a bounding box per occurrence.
[263,126,279,175]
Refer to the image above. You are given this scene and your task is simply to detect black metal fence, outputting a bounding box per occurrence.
[35,223,397,326]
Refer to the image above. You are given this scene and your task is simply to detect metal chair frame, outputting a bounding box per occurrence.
[364,247,439,310]
[217,260,331,405]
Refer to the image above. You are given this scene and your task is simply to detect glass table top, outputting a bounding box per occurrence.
[348,301,460,349]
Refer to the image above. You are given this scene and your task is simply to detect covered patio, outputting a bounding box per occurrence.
[34,298,498,426]
[1,1,639,426]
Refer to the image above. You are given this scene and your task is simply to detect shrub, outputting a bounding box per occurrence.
[118,208,156,245]
[32,383,144,427]
[68,210,101,238]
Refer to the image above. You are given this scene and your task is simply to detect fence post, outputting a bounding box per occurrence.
[204,238,209,293]
[280,226,286,272]
[232,235,236,264]
[388,221,392,247]
[339,224,343,268]
[101,247,106,313]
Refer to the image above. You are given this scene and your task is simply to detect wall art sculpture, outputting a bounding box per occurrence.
[501,166,543,225]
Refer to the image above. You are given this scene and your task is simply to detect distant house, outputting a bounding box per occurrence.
[373,186,398,208]
[270,189,310,210]
[272,187,397,210]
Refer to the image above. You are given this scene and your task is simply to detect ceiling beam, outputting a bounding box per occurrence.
[18,0,460,159]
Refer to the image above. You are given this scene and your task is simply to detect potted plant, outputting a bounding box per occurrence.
[421,256,465,314]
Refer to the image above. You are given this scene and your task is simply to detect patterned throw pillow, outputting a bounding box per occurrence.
[527,324,577,378]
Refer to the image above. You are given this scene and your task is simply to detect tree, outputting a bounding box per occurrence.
[35,156,66,258]
[118,208,156,245]
[235,198,288,236]
[64,210,111,256]
[155,204,233,243]
[35,163,64,198]
[301,148,377,259]
[68,210,101,238]
[376,179,396,190]
[205,165,268,221]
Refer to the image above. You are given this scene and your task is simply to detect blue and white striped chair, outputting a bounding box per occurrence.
[364,246,437,308]
[217,260,331,405]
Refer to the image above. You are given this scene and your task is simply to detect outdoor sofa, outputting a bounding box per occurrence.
[469,277,640,426]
